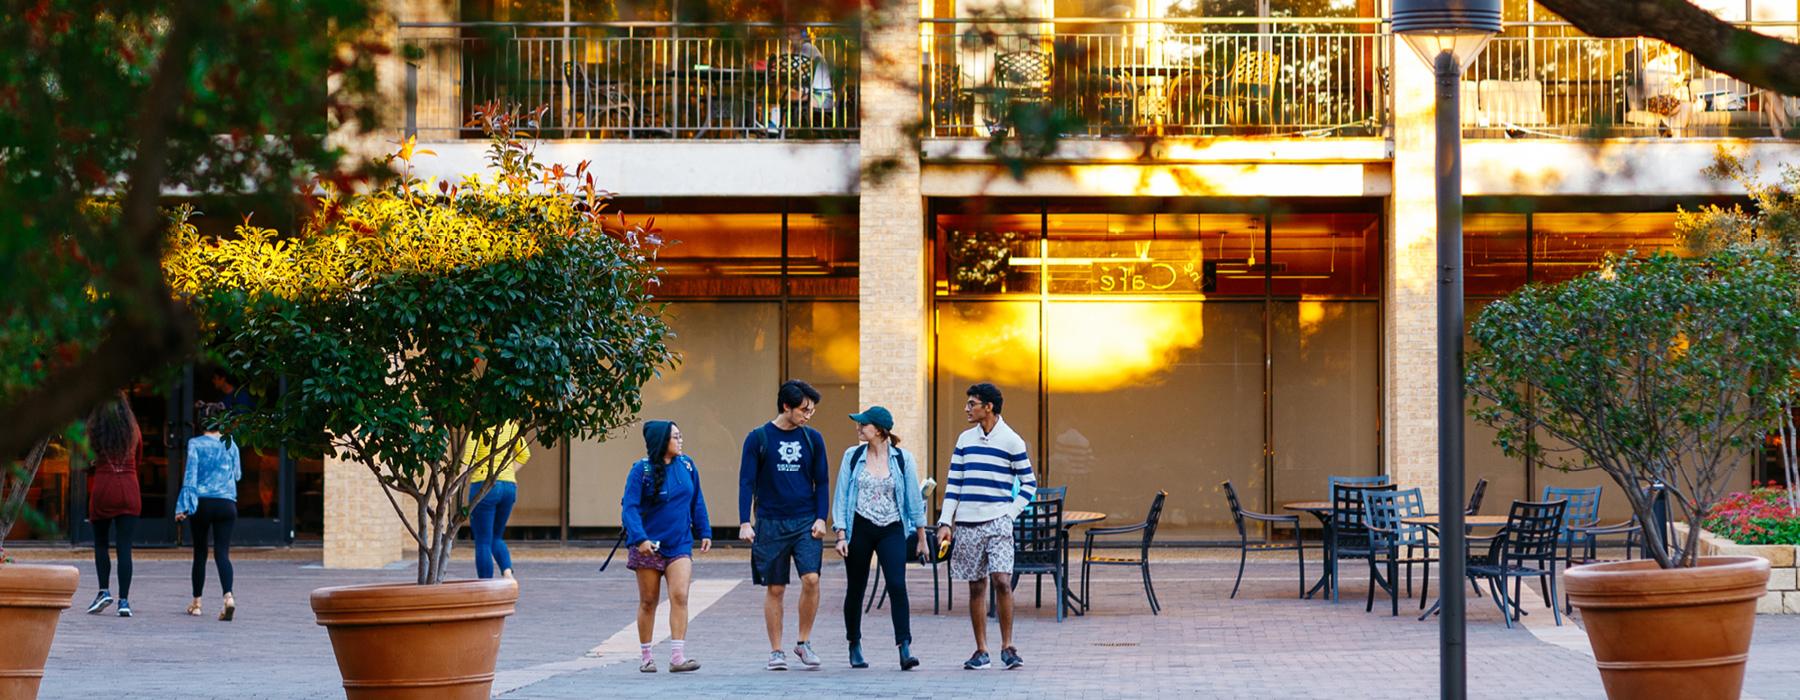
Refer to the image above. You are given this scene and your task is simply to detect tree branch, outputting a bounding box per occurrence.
[1536,0,1800,96]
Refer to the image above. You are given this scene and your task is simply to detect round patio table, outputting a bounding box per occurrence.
[1401,514,1510,620]
[1283,501,1337,598]
[997,510,1106,618]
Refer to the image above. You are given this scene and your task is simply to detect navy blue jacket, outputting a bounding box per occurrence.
[737,422,829,523]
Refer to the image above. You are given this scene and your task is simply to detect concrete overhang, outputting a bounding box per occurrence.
[405,140,861,197]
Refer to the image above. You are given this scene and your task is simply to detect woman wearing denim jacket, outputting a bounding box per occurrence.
[831,405,926,671]
[175,402,243,621]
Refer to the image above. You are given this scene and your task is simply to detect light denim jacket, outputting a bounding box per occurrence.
[831,443,926,544]
[176,434,242,515]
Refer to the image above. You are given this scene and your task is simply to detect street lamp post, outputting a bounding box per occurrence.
[1391,2,1499,699]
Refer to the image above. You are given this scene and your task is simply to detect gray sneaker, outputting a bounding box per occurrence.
[793,641,822,669]
[766,650,789,671]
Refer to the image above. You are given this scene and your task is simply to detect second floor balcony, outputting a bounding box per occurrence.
[397,18,1799,145]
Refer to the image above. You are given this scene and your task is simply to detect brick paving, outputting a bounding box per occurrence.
[23,550,1800,698]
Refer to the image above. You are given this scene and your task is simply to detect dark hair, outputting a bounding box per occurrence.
[867,426,902,448]
[967,382,1004,414]
[642,420,677,506]
[85,394,140,462]
[194,401,229,432]
[776,379,821,413]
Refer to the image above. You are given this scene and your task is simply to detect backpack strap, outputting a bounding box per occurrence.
[805,427,823,491]
[848,444,868,478]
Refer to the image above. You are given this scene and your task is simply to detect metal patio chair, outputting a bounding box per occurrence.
[1469,499,1568,628]
[1223,480,1304,599]
[1080,491,1168,615]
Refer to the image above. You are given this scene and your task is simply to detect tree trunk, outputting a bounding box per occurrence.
[0,437,52,550]
[1783,402,1799,515]
[1536,0,1800,97]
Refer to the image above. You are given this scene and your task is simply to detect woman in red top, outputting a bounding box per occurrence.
[84,394,142,618]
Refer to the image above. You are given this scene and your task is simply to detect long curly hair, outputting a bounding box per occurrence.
[85,394,140,463]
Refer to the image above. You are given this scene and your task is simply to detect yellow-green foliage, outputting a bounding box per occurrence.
[163,187,551,302]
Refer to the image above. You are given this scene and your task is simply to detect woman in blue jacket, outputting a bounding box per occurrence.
[621,420,711,674]
[831,405,927,670]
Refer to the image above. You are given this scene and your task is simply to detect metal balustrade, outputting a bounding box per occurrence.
[921,18,1389,138]
[400,22,858,140]
[1463,22,1799,139]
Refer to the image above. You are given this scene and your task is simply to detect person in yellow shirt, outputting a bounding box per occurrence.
[466,422,531,579]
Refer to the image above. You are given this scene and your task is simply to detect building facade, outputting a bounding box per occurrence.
[18,0,1797,562]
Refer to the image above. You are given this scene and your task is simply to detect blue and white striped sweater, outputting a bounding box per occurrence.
[938,417,1036,525]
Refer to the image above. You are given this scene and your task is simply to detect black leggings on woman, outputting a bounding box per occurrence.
[189,498,237,598]
[92,515,136,599]
[843,514,912,646]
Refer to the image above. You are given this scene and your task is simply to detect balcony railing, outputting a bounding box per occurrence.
[1463,22,1799,139]
[922,17,1389,139]
[399,22,858,140]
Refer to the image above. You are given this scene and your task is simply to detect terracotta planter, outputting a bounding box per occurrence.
[0,563,79,699]
[311,578,518,699]
[1564,555,1770,700]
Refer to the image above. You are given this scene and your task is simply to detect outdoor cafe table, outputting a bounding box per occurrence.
[1282,501,1336,598]
[1401,514,1510,621]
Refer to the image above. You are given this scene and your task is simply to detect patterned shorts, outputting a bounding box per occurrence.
[949,516,1014,581]
[626,548,689,572]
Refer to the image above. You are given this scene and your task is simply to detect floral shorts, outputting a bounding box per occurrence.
[626,547,689,572]
[949,516,1014,581]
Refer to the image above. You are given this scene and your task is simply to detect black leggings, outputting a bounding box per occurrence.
[92,515,136,599]
[843,515,912,646]
[189,498,237,598]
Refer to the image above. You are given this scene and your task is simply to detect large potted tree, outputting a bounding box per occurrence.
[164,104,676,698]
[1467,246,1800,699]
[0,435,78,700]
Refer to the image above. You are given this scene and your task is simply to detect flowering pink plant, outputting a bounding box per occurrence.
[1701,481,1800,545]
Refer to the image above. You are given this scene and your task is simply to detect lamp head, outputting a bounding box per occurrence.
[1393,0,1501,70]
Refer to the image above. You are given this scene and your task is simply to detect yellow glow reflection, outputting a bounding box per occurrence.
[1047,303,1203,393]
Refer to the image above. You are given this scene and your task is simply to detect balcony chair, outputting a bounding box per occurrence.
[1469,499,1568,628]
[929,65,976,135]
[986,48,1053,136]
[1328,482,1395,602]
[1362,487,1435,616]
[1223,480,1305,599]
[761,52,817,137]
[562,61,637,138]
[1080,491,1168,615]
[1199,50,1279,130]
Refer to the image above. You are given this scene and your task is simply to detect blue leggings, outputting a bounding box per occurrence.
[468,481,516,579]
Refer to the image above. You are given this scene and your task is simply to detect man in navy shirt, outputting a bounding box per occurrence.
[739,379,830,671]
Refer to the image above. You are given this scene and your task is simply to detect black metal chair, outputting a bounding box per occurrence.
[1011,495,1069,622]
[1362,487,1435,616]
[1080,491,1167,615]
[867,480,952,614]
[1328,482,1395,602]
[1018,486,1069,609]
[1468,499,1568,628]
[1222,480,1304,599]
[1465,477,1490,516]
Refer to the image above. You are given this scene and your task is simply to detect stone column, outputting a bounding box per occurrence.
[1385,44,1441,504]
[322,455,410,569]
[858,6,930,450]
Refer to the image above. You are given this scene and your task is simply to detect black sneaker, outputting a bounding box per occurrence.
[85,591,113,615]
[116,599,132,618]
[963,651,991,670]
[1001,646,1024,670]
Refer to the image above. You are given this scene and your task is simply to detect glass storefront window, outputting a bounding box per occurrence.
[788,301,861,486]
[1530,212,1683,286]
[1041,213,1251,296]
[934,213,1042,295]
[1270,300,1380,506]
[1465,213,1530,297]
[786,213,859,297]
[1269,213,1380,297]
[650,213,786,297]
[934,301,1042,508]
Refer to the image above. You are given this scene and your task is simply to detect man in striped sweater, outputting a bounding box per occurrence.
[935,382,1036,671]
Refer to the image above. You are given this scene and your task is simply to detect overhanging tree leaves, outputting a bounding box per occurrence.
[1535,0,1800,96]
[0,1,384,464]
[1467,248,1800,568]
[165,108,677,584]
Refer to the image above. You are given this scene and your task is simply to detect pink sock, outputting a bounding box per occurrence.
[640,643,653,663]
[670,639,686,665]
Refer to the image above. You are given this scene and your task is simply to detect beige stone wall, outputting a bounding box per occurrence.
[1680,523,1800,614]
[322,454,410,569]
[857,4,930,452]
[1384,45,1441,505]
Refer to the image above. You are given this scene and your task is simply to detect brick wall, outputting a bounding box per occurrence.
[1385,47,1442,504]
[322,454,410,569]
[857,4,930,449]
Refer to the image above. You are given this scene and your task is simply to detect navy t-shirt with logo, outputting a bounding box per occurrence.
[737,422,830,523]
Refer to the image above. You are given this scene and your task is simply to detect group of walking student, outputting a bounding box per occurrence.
[618,379,1038,674]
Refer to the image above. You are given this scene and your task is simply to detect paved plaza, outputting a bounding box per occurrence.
[20,547,1800,699]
